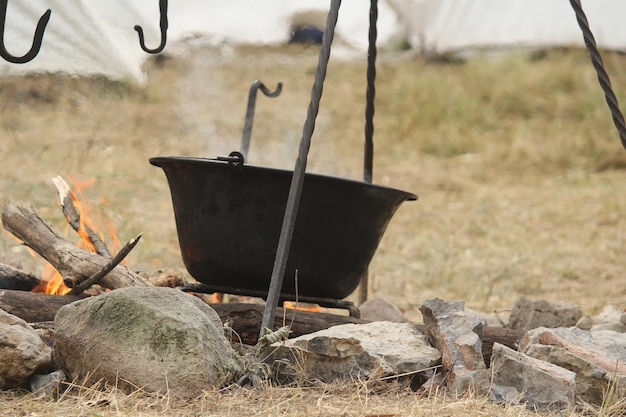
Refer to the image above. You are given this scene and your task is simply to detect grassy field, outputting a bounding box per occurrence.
[1,44,626,415]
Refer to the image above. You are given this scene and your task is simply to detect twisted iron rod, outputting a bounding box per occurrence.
[364,0,377,184]
[260,0,342,334]
[359,0,378,305]
[569,0,626,150]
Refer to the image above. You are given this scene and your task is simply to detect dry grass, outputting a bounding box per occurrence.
[1,44,626,415]
[0,378,565,417]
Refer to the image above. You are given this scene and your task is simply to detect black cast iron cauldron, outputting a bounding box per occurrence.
[150,156,417,300]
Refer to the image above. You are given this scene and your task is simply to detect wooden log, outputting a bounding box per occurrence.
[210,302,369,345]
[481,327,525,367]
[1,202,150,290]
[0,263,39,291]
[0,289,85,322]
[0,290,368,335]
[0,290,524,367]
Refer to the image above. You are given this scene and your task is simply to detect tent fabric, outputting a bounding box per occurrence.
[0,1,624,83]
[396,0,626,54]
[0,0,401,83]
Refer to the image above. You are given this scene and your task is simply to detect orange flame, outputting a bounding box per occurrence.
[208,293,224,303]
[31,264,71,295]
[32,178,119,295]
[283,301,324,313]
[70,178,99,254]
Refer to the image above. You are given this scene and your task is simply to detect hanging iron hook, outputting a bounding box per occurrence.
[0,1,51,64]
[240,80,283,160]
[134,0,168,54]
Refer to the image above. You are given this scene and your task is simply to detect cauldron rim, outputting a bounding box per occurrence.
[149,156,418,201]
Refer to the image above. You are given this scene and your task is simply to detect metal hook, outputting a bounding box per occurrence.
[240,80,283,160]
[0,1,51,64]
[134,0,168,54]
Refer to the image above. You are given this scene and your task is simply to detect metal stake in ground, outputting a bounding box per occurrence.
[359,0,379,306]
[259,0,342,336]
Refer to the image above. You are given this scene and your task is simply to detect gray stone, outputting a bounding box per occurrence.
[508,297,582,331]
[576,316,594,331]
[586,305,626,333]
[575,307,626,333]
[418,371,446,393]
[593,305,624,325]
[519,327,626,405]
[0,309,52,388]
[30,370,67,398]
[359,297,409,323]
[490,343,576,412]
[419,298,489,395]
[269,321,441,385]
[54,287,244,398]
[592,329,626,353]
[465,307,507,328]
[591,322,626,333]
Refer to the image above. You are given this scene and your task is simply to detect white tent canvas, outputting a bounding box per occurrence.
[0,0,401,83]
[0,0,624,83]
[397,0,626,54]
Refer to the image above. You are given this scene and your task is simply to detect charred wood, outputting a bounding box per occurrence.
[0,289,84,322]
[209,302,369,345]
[0,263,40,291]
[1,202,151,290]
[481,326,526,367]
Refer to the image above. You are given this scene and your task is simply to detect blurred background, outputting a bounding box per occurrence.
[2,0,626,83]
[1,0,625,321]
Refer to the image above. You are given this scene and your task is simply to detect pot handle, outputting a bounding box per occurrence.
[216,151,245,167]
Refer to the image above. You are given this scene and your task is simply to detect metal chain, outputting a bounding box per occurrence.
[569,0,626,150]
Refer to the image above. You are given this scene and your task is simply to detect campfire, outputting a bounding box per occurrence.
[0,176,146,295]
[0,176,546,407]
[0,176,340,343]
[30,177,122,296]
[9,176,317,307]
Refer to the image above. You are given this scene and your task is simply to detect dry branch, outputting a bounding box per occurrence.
[1,202,150,290]
[52,176,112,258]
[68,234,142,295]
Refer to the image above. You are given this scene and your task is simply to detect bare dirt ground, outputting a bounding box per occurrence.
[1,44,625,415]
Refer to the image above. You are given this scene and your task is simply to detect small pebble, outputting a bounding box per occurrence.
[576,316,593,330]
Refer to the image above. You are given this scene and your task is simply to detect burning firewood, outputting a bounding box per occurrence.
[51,176,112,258]
[1,202,150,291]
